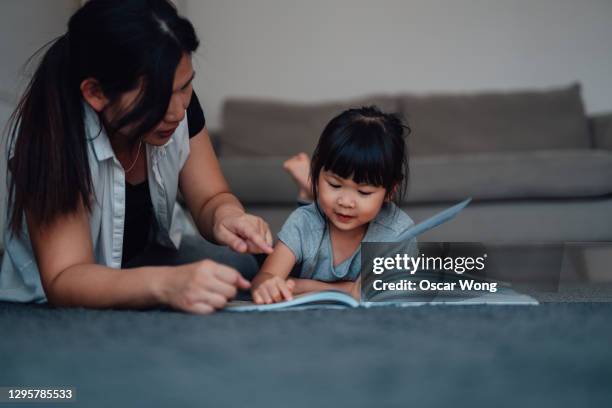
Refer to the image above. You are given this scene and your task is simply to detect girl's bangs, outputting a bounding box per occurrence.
[323,127,395,190]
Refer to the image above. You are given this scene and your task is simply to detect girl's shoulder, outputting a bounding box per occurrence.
[284,203,326,231]
[277,203,326,263]
[370,202,415,238]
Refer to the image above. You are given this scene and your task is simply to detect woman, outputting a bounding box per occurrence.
[0,0,273,314]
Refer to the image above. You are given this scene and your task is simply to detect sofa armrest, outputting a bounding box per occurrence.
[590,112,612,150]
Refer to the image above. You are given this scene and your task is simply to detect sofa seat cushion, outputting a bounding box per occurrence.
[220,150,612,205]
[220,95,399,157]
[399,84,591,156]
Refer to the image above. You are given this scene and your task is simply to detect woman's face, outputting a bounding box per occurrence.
[106,53,195,146]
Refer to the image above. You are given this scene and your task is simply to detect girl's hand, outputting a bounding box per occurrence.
[349,280,361,300]
[213,211,274,254]
[159,259,251,314]
[252,276,296,304]
[287,278,309,296]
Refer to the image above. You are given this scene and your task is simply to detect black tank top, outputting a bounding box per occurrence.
[122,92,205,266]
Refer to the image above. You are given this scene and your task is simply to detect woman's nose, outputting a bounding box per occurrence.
[165,94,187,123]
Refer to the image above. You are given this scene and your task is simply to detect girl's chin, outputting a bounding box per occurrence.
[328,216,366,232]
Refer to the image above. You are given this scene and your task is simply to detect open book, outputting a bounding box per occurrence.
[225,198,538,312]
[225,286,538,312]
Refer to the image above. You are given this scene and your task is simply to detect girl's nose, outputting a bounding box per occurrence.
[337,195,355,208]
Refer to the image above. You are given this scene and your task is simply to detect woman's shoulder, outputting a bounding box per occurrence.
[186,91,205,138]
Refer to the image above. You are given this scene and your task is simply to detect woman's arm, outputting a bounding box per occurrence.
[179,127,272,254]
[27,202,249,314]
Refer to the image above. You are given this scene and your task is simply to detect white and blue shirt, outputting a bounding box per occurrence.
[0,102,193,303]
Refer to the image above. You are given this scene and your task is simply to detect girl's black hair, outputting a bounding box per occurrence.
[6,0,199,234]
[310,106,410,206]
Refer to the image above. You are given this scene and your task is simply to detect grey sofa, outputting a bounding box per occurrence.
[214,83,612,246]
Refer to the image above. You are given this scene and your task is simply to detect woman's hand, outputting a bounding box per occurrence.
[213,210,274,254]
[159,259,251,314]
[252,274,296,304]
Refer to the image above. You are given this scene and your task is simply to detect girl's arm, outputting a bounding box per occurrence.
[251,242,297,304]
[179,127,273,254]
[27,202,249,314]
[290,279,361,300]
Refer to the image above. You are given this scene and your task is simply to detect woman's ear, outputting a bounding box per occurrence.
[80,78,109,112]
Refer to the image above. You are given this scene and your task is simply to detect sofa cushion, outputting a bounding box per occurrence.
[591,112,612,151]
[408,150,612,202]
[220,95,399,157]
[220,157,297,203]
[220,150,612,205]
[398,83,591,156]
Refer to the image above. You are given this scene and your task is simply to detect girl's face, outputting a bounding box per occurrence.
[317,170,388,233]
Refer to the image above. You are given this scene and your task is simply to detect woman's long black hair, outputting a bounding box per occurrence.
[6,0,199,234]
[310,106,411,206]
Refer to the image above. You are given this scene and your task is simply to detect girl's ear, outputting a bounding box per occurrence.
[80,78,109,112]
[385,184,399,202]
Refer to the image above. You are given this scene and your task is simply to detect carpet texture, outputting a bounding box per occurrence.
[1,298,612,407]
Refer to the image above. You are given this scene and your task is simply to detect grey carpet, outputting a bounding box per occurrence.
[1,299,612,408]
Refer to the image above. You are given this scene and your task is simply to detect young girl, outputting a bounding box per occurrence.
[251,106,417,304]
